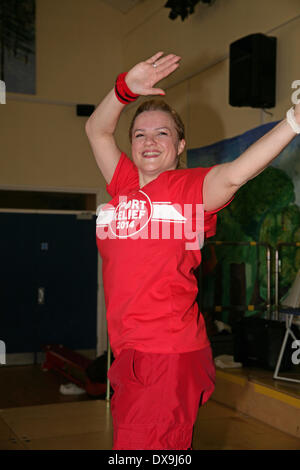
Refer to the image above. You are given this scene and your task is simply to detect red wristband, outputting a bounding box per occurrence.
[115,72,139,104]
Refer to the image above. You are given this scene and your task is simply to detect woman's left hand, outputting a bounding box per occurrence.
[125,52,181,96]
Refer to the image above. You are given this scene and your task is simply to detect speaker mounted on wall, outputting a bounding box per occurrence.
[229,33,277,109]
[76,104,95,116]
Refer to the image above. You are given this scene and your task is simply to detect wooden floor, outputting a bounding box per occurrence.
[0,364,96,409]
[0,364,299,450]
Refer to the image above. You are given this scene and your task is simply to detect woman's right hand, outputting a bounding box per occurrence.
[125,52,181,96]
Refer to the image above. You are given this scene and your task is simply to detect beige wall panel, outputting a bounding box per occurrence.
[123,0,162,36]
[0,100,105,190]
[37,0,123,102]
[1,0,123,190]
[123,0,300,91]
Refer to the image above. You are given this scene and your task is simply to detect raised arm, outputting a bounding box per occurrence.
[85,52,181,184]
[203,105,300,212]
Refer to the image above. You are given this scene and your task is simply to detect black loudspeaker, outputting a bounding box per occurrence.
[229,33,277,108]
[76,104,95,116]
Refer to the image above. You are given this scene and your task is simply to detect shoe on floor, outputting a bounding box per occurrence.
[59,383,86,395]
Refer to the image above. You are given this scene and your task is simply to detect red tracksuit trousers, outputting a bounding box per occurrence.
[107,346,215,450]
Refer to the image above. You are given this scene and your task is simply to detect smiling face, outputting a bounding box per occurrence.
[131,110,185,186]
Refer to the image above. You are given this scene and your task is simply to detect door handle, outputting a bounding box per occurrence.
[37,287,45,305]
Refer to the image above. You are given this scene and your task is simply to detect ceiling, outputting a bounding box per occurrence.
[100,0,145,14]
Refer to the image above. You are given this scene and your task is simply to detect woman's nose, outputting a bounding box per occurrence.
[144,134,156,145]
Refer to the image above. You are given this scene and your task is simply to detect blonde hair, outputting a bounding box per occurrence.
[129,99,186,169]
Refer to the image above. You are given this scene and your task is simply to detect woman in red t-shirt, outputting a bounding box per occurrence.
[86,52,300,450]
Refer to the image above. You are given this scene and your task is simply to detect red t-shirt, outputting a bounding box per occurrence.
[96,153,233,357]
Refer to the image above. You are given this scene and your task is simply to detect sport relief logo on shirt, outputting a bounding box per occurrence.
[112,191,152,238]
[96,190,205,250]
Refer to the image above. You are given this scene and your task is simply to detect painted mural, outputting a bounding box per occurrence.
[188,122,300,324]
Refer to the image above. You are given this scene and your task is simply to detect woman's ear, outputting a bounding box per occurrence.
[177,139,186,155]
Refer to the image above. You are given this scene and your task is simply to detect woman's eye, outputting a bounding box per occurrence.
[135,133,144,138]
[158,131,168,136]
